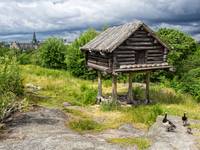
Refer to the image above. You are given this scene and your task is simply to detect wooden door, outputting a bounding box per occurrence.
[135,50,146,64]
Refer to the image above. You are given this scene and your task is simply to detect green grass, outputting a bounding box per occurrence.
[20,64,200,131]
[68,119,103,133]
[190,124,200,130]
[21,65,97,107]
[107,137,151,149]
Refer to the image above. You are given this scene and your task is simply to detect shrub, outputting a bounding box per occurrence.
[17,50,39,65]
[79,84,97,105]
[154,28,198,81]
[0,92,16,121]
[39,38,67,69]
[0,56,23,95]
[0,56,23,122]
[65,28,98,79]
[180,68,200,102]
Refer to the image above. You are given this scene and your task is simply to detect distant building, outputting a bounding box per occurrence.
[10,32,39,51]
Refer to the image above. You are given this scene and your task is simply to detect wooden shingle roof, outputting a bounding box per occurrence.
[81,20,169,53]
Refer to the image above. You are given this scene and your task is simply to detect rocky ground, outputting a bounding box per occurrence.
[0,107,200,150]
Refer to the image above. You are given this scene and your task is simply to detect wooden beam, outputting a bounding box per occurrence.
[112,74,117,103]
[145,72,150,103]
[97,71,102,103]
[127,73,133,103]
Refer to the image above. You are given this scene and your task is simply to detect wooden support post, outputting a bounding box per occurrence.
[145,72,150,104]
[112,74,117,103]
[97,71,102,103]
[127,73,133,104]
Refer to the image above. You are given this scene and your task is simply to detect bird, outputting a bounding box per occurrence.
[162,112,176,132]
[182,112,190,126]
[187,127,193,134]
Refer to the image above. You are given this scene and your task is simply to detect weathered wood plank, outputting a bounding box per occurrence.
[147,49,163,53]
[126,41,155,46]
[116,54,135,58]
[117,58,135,62]
[145,72,150,103]
[118,62,135,65]
[134,31,147,34]
[147,60,163,64]
[114,50,136,54]
[132,34,150,38]
[87,62,109,72]
[147,53,164,57]
[88,60,108,67]
[112,75,117,102]
[127,73,133,103]
[128,38,154,42]
[119,46,162,50]
[97,71,102,103]
[147,57,163,60]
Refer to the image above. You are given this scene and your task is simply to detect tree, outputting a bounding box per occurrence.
[39,38,67,69]
[157,28,197,76]
[65,28,98,79]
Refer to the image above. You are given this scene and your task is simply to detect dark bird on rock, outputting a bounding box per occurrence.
[182,112,190,126]
[162,112,176,132]
[187,127,193,134]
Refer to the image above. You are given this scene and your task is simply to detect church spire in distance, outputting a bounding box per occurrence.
[32,32,37,44]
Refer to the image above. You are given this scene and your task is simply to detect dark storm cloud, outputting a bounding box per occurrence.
[0,0,200,41]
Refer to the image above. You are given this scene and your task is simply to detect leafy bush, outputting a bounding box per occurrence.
[0,56,23,95]
[180,68,200,101]
[0,92,16,121]
[17,50,39,65]
[39,38,67,69]
[157,28,197,76]
[65,28,98,79]
[0,56,23,122]
[79,84,97,105]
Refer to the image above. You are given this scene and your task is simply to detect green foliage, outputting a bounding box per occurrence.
[180,68,200,101]
[123,104,163,126]
[68,119,102,133]
[65,28,98,79]
[17,50,39,65]
[0,56,23,95]
[0,56,23,121]
[0,92,16,121]
[157,28,197,74]
[79,84,97,105]
[100,101,121,111]
[39,38,67,69]
[107,137,151,150]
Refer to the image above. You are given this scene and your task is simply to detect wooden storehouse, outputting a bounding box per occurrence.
[81,21,171,104]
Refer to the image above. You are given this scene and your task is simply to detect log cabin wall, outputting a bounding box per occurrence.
[113,27,166,69]
[87,51,112,72]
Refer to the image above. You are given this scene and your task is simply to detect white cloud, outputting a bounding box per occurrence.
[0,0,200,41]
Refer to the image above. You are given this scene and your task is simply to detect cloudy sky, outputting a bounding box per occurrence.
[0,0,200,42]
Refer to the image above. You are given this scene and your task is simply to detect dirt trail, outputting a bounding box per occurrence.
[0,107,200,150]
